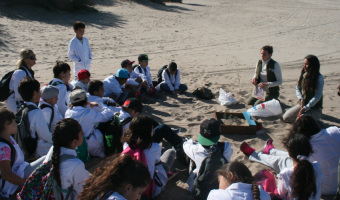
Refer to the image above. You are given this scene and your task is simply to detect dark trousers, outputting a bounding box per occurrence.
[152,122,183,148]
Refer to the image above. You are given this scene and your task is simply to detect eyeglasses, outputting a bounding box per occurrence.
[28,55,36,60]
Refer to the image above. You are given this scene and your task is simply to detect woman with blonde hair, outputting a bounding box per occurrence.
[6,49,36,113]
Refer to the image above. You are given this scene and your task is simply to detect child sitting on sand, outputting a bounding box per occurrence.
[71,69,91,92]
[103,68,129,100]
[134,54,158,96]
[156,62,188,95]
[121,59,148,94]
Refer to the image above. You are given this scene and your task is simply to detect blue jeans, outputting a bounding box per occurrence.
[160,83,188,92]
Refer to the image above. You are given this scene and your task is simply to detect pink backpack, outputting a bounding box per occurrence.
[254,169,279,198]
[121,146,154,199]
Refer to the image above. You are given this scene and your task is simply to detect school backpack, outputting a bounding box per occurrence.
[96,115,132,156]
[193,142,227,200]
[157,65,178,84]
[0,67,28,101]
[133,65,142,73]
[49,80,64,87]
[17,154,77,200]
[0,138,16,192]
[193,87,214,100]
[39,104,54,130]
[14,103,39,160]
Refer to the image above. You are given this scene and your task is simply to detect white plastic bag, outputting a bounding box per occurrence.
[247,99,282,117]
[218,88,237,106]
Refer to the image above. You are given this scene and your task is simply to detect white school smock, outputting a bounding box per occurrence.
[183,139,233,192]
[159,68,181,91]
[118,110,131,135]
[126,71,141,86]
[39,100,64,133]
[50,78,74,117]
[65,106,113,158]
[6,66,34,113]
[277,161,323,200]
[24,102,53,158]
[103,191,127,200]
[134,65,153,86]
[68,36,92,76]
[43,146,89,200]
[87,94,121,114]
[103,75,125,97]
[123,143,168,197]
[0,136,29,198]
[207,182,271,200]
[70,79,88,92]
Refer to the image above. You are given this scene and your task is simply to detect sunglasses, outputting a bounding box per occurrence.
[28,55,36,60]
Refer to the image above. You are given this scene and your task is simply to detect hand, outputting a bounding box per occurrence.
[251,78,257,86]
[258,83,269,88]
[300,99,305,108]
[299,108,306,115]
[175,89,181,93]
[88,102,99,108]
[135,77,142,83]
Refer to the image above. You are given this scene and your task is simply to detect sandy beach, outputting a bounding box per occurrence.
[1,0,340,199]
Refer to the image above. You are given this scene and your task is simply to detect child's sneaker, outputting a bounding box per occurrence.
[148,88,158,97]
[262,139,274,154]
[240,142,255,156]
[167,170,178,182]
[135,91,146,100]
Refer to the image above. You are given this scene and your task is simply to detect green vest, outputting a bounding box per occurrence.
[298,76,323,109]
[255,59,280,95]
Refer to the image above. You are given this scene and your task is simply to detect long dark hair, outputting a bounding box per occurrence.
[298,55,320,92]
[78,154,151,200]
[0,109,15,133]
[282,115,321,142]
[216,162,260,200]
[52,118,82,188]
[283,134,316,200]
[121,114,153,150]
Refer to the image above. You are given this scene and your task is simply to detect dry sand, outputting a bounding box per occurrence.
[1,0,340,199]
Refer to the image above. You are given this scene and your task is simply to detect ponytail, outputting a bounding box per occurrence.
[52,118,82,187]
[17,49,33,69]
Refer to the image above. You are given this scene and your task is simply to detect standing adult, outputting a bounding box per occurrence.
[283,55,323,122]
[6,49,36,113]
[246,45,282,106]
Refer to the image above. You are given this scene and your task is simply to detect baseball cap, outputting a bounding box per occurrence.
[77,69,91,80]
[121,59,135,68]
[116,69,129,79]
[138,54,150,62]
[122,98,143,113]
[198,118,221,146]
[69,89,87,104]
[41,85,59,100]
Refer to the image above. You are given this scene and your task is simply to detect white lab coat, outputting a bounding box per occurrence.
[126,70,141,86]
[68,36,92,76]
[50,78,74,117]
[134,65,153,86]
[103,75,125,97]
[71,79,88,92]
[118,110,132,135]
[87,94,121,114]
[38,100,64,133]
[158,68,181,91]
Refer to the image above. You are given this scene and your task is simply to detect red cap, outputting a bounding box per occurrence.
[77,69,90,80]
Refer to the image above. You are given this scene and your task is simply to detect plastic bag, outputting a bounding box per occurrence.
[218,88,237,106]
[247,99,282,117]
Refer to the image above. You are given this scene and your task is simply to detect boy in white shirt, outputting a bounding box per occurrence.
[71,69,91,92]
[156,62,188,95]
[38,85,64,133]
[67,21,92,77]
[182,118,233,192]
[121,59,148,95]
[18,77,53,158]
[49,61,74,117]
[134,54,158,96]
[103,68,129,100]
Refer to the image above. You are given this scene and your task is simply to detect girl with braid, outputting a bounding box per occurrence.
[43,118,89,199]
[207,162,270,200]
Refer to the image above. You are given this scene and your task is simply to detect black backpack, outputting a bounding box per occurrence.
[193,142,228,200]
[39,104,54,130]
[193,87,214,100]
[96,115,132,156]
[157,65,178,84]
[0,68,28,101]
[14,103,39,160]
[0,138,16,192]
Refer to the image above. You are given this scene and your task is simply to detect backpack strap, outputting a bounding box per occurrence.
[120,117,132,126]
[216,142,225,155]
[0,138,16,191]
[39,104,54,130]
[138,66,143,74]
[56,154,77,200]
[23,104,39,139]
[49,80,64,87]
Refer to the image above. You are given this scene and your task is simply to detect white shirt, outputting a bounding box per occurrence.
[71,79,88,92]
[87,94,121,114]
[68,36,92,76]
[183,139,233,192]
[118,110,132,135]
[50,78,74,117]
[43,147,89,199]
[252,59,282,89]
[207,182,271,200]
[134,65,153,86]
[0,136,29,198]
[104,191,127,200]
[103,75,125,97]
[25,101,53,158]
[126,71,141,86]
[160,68,181,91]
[38,100,64,133]
[277,162,323,200]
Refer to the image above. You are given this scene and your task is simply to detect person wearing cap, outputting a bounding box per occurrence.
[65,89,114,158]
[156,62,188,95]
[103,68,129,100]
[38,85,64,133]
[182,118,233,192]
[71,69,91,92]
[121,59,149,93]
[134,54,158,96]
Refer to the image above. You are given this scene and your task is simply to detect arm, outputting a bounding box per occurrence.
[267,62,282,87]
[110,81,124,97]
[72,163,90,198]
[147,67,153,86]
[222,142,233,163]
[183,139,197,161]
[91,106,114,123]
[126,78,139,86]
[67,40,81,63]
[12,70,28,100]
[295,83,303,100]
[87,38,92,59]
[34,110,53,144]
[163,70,174,91]
[277,175,289,199]
[56,85,69,117]
[134,67,147,82]
[0,160,25,186]
[41,107,52,127]
[174,69,181,90]
[304,75,324,111]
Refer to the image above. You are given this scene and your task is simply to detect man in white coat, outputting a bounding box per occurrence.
[67,21,92,78]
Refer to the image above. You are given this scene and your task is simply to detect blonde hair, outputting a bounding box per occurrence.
[17,49,33,69]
